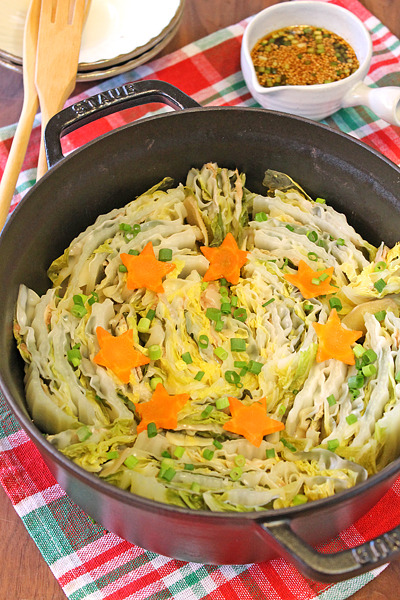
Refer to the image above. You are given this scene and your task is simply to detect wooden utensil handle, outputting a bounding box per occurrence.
[0,97,38,232]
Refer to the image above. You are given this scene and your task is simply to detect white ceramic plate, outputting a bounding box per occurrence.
[0,0,183,71]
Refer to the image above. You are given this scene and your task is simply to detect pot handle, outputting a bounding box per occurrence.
[44,80,201,169]
[259,518,400,582]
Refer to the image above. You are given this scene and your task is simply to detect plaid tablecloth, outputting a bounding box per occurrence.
[1,0,400,598]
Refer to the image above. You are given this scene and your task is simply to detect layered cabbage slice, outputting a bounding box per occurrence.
[14,163,400,512]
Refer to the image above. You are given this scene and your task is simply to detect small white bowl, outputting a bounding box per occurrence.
[241,1,400,125]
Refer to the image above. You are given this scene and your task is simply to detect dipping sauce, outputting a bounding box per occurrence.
[251,25,359,87]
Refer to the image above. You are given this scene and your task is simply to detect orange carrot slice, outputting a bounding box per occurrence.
[223,396,284,447]
[135,383,190,434]
[313,309,362,365]
[93,327,150,383]
[200,233,248,285]
[120,242,175,294]
[284,259,336,299]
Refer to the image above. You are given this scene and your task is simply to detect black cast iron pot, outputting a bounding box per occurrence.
[1,80,400,582]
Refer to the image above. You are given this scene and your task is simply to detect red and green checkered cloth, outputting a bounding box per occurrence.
[1,0,400,598]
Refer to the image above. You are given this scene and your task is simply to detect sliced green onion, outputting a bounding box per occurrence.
[230,296,238,307]
[292,494,308,506]
[67,346,82,368]
[220,278,228,286]
[303,303,313,312]
[234,361,247,369]
[353,344,365,358]
[221,302,231,314]
[119,223,131,231]
[315,197,326,204]
[233,307,247,322]
[184,463,194,470]
[336,238,345,246]
[329,297,342,311]
[161,450,171,458]
[374,278,387,293]
[194,371,205,381]
[174,446,185,459]
[255,211,268,222]
[263,298,275,307]
[248,360,263,374]
[266,448,275,459]
[346,414,358,425]
[374,310,386,322]
[158,248,173,262]
[147,422,157,438]
[137,317,151,332]
[219,285,229,296]
[73,293,88,306]
[363,349,377,364]
[216,396,230,410]
[88,291,99,305]
[182,352,193,364]
[229,466,242,481]
[225,371,240,385]
[198,335,209,348]
[234,454,246,467]
[215,319,224,332]
[161,467,176,482]
[213,439,223,449]
[106,451,119,460]
[278,403,286,417]
[311,277,320,285]
[319,273,329,282]
[327,439,339,452]
[191,481,200,492]
[286,224,294,232]
[203,448,214,460]
[307,252,318,261]
[230,338,246,352]
[132,224,141,236]
[374,261,387,272]
[362,364,377,377]
[148,345,162,360]
[150,376,163,390]
[124,455,139,469]
[348,374,364,389]
[327,394,336,406]
[206,307,221,321]
[307,230,318,242]
[146,309,156,321]
[118,265,128,273]
[71,304,87,318]
[76,426,91,442]
[201,405,213,419]
[214,347,228,361]
[128,249,139,255]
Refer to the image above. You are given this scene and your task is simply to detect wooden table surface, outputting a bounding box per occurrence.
[1,1,400,598]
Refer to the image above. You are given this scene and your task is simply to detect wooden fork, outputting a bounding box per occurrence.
[0,0,41,232]
[35,0,87,179]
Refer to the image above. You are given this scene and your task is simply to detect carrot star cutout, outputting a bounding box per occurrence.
[223,397,284,447]
[284,259,336,299]
[135,383,190,434]
[93,326,150,383]
[120,242,175,294]
[313,309,362,365]
[200,232,248,285]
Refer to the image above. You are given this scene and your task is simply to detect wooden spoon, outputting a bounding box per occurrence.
[0,0,41,232]
[35,0,87,179]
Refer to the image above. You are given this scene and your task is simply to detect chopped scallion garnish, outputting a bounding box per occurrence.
[329,297,342,311]
[203,449,214,460]
[147,422,157,438]
[374,278,387,293]
[214,347,228,360]
[230,338,246,352]
[255,211,268,222]
[158,248,173,262]
[148,345,162,361]
[194,371,205,381]
[182,352,193,364]
[216,396,230,410]
[346,414,358,425]
[124,455,139,469]
[327,439,339,452]
[224,370,241,385]
[263,298,275,307]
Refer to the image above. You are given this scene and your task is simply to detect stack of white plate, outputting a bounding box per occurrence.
[0,0,185,81]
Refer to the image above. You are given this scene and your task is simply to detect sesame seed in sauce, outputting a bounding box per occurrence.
[251,25,359,86]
